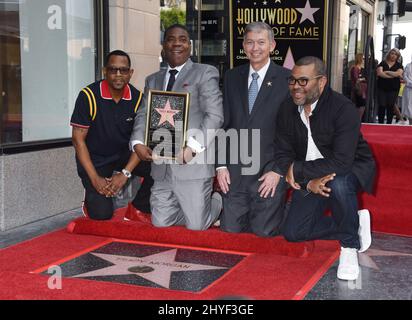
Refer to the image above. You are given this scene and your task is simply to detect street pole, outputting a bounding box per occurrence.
[382,0,397,60]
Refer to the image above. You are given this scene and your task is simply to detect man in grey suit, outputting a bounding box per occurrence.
[216,22,291,237]
[131,24,224,231]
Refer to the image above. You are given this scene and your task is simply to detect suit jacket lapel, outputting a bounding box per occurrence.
[155,69,167,90]
[173,59,193,91]
[249,62,279,120]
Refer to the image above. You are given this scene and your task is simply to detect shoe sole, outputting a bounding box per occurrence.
[337,272,359,281]
[81,203,89,218]
[81,189,90,218]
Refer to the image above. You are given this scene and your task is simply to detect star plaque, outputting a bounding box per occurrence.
[37,241,247,292]
[145,90,190,159]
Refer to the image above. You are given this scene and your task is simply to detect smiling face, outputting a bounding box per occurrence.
[289,64,327,107]
[243,29,276,71]
[163,26,191,68]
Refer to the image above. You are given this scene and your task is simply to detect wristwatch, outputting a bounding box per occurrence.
[121,169,132,179]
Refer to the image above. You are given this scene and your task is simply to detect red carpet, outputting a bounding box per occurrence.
[360,124,412,236]
[0,208,339,300]
[67,205,315,259]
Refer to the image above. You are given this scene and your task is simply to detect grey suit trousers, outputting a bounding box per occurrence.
[150,165,221,230]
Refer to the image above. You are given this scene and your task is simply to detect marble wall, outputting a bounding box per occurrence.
[109,0,161,90]
[0,147,83,231]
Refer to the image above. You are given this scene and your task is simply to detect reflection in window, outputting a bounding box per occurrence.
[201,0,224,11]
[0,0,96,145]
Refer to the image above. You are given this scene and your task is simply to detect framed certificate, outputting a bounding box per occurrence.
[145,90,190,159]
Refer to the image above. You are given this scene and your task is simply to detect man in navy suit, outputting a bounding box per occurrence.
[216,22,291,237]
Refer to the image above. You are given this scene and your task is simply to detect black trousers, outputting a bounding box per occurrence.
[281,172,361,249]
[377,90,398,124]
[220,177,288,237]
[80,153,153,220]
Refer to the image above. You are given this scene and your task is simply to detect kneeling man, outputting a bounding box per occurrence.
[275,56,376,281]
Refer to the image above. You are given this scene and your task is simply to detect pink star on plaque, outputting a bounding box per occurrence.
[155,99,180,127]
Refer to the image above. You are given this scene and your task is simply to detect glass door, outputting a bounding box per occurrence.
[186,0,230,85]
[0,0,97,145]
[0,0,22,144]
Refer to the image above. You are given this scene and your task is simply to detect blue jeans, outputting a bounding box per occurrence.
[281,172,361,249]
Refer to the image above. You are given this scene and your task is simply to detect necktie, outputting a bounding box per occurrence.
[166,69,178,91]
[248,72,259,113]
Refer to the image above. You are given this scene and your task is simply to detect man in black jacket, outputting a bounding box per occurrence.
[275,56,376,281]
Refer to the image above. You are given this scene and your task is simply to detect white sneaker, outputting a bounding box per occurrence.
[337,247,359,281]
[358,209,371,253]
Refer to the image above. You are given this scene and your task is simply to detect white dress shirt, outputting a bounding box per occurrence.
[163,63,186,90]
[216,59,271,172]
[298,101,324,161]
[248,58,271,91]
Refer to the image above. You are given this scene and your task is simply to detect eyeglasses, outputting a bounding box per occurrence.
[287,75,323,87]
[106,67,130,75]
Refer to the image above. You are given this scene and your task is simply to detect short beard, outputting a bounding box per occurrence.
[292,86,321,106]
[304,86,321,106]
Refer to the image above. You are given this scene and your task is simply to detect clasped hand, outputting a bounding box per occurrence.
[92,173,128,198]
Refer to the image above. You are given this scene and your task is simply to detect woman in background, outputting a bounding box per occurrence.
[350,53,367,120]
[376,48,404,124]
[402,58,412,125]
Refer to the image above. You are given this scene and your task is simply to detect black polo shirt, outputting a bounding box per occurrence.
[70,80,143,172]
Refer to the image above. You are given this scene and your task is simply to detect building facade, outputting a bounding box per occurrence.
[0,0,160,231]
[1,0,380,231]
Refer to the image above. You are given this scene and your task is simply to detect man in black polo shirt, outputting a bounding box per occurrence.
[70,50,153,220]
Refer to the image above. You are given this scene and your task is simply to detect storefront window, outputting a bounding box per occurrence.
[0,0,96,145]
[342,3,369,99]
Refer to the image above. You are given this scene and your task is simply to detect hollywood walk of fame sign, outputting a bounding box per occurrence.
[145,90,190,159]
[38,241,247,292]
[230,0,329,69]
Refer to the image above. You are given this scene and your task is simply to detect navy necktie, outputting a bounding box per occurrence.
[248,72,259,113]
[166,69,178,91]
